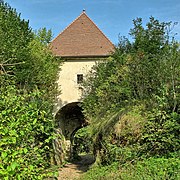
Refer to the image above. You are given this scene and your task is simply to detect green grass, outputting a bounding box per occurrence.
[81,156,180,180]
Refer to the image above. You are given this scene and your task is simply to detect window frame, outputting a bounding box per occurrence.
[77,74,83,84]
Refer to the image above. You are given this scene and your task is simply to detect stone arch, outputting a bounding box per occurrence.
[55,102,86,140]
[55,102,87,160]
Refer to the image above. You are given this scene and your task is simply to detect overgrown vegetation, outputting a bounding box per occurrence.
[73,126,93,155]
[82,17,180,179]
[82,153,180,180]
[1,0,179,179]
[0,1,60,179]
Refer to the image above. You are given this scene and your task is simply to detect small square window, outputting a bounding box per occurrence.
[77,74,83,84]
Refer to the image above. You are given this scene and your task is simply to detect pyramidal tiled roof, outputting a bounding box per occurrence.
[50,11,114,57]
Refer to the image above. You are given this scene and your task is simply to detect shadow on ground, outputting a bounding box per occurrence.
[58,154,95,180]
[71,154,95,172]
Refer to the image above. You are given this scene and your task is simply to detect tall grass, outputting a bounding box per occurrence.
[82,155,180,180]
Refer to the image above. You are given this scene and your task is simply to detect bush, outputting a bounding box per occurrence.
[82,17,180,166]
[0,85,56,179]
[73,126,93,155]
[0,1,60,178]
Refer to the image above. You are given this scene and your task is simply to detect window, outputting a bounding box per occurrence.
[77,74,83,84]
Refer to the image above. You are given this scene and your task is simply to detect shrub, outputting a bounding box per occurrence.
[0,85,56,179]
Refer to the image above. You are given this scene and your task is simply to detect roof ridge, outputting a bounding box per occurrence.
[82,13,114,48]
[51,11,86,43]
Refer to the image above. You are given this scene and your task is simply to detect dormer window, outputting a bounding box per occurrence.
[77,74,83,84]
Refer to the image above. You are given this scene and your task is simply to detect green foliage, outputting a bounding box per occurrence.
[80,162,119,180]
[35,27,52,45]
[141,110,180,156]
[82,15,180,173]
[114,155,180,180]
[0,1,60,179]
[27,29,59,90]
[0,86,56,179]
[73,126,93,154]
[82,155,180,180]
[0,1,59,88]
[0,0,32,77]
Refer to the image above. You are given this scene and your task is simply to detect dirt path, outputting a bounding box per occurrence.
[58,154,95,180]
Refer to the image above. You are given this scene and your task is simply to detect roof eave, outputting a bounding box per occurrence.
[55,54,112,58]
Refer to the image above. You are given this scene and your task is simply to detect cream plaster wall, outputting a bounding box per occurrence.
[54,58,98,114]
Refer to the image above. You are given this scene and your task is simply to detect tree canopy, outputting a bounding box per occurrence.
[0,1,60,178]
[82,16,180,163]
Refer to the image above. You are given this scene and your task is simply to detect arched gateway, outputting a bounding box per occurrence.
[50,11,114,160]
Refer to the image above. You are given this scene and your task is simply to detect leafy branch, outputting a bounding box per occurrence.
[0,61,25,75]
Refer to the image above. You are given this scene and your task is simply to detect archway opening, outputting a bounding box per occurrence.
[55,102,94,162]
[55,102,86,140]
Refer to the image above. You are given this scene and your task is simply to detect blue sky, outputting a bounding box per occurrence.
[5,0,180,45]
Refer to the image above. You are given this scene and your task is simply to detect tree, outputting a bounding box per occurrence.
[0,1,60,178]
[82,17,180,164]
[0,0,32,78]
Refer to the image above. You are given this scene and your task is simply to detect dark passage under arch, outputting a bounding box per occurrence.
[55,102,95,164]
[55,102,86,140]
